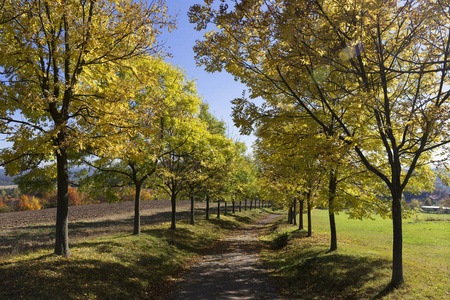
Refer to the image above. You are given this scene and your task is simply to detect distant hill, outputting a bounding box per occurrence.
[0,167,89,187]
[0,169,15,186]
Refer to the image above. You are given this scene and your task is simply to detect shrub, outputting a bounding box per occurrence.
[0,205,13,213]
[16,195,42,211]
[68,187,81,206]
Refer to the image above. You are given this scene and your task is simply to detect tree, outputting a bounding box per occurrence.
[152,76,217,229]
[16,194,41,211]
[0,0,32,25]
[229,146,259,213]
[79,57,197,235]
[184,103,235,225]
[189,0,449,286]
[0,0,172,257]
[253,109,323,236]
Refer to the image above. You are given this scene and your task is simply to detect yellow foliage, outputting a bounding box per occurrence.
[16,195,42,211]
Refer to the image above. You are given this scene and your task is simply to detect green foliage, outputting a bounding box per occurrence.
[198,102,227,136]
[14,165,57,196]
[0,205,13,213]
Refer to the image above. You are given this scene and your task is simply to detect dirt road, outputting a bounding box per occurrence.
[169,213,282,300]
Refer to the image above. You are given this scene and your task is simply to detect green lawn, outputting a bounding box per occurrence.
[261,210,450,299]
[0,210,265,299]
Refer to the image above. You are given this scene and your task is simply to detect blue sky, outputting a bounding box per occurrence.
[161,1,256,151]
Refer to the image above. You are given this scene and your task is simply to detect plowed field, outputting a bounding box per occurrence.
[0,199,206,258]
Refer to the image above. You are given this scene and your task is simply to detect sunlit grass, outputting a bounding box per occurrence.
[261,209,449,299]
[0,210,265,299]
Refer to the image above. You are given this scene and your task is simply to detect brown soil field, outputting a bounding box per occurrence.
[0,199,208,258]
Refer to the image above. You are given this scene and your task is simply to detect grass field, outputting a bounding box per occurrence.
[0,210,265,299]
[261,209,450,299]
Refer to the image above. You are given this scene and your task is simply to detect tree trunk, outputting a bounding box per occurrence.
[391,189,404,287]
[224,201,227,216]
[307,191,312,237]
[190,194,195,225]
[329,171,337,251]
[54,147,70,257]
[288,206,293,224]
[293,199,297,226]
[170,193,177,230]
[299,200,304,230]
[133,183,141,235]
[239,201,242,212]
[244,199,247,211]
[232,201,235,213]
[250,200,253,210]
[206,194,210,220]
[329,212,337,251]
[217,200,220,219]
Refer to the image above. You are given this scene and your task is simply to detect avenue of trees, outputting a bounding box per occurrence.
[189,0,449,288]
[1,0,449,293]
[0,0,259,258]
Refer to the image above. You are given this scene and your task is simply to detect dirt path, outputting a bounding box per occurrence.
[169,213,282,300]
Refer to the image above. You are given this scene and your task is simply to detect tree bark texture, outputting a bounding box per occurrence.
[54,148,70,257]
[299,200,304,230]
[391,189,404,287]
[170,193,177,230]
[217,200,221,219]
[307,192,312,237]
[133,183,141,235]
[293,199,297,226]
[329,171,337,251]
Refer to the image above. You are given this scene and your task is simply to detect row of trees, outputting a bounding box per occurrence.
[0,0,261,258]
[0,0,175,258]
[189,0,450,288]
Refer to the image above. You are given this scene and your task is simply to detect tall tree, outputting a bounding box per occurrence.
[185,103,235,225]
[0,0,172,257]
[189,0,449,286]
[154,96,212,229]
[79,57,201,235]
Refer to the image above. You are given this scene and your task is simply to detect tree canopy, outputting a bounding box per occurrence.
[189,0,449,287]
[0,0,173,257]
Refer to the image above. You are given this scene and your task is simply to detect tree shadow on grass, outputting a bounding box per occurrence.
[0,210,197,258]
[206,217,246,230]
[0,256,175,299]
[0,232,193,300]
[228,214,254,224]
[268,245,392,299]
